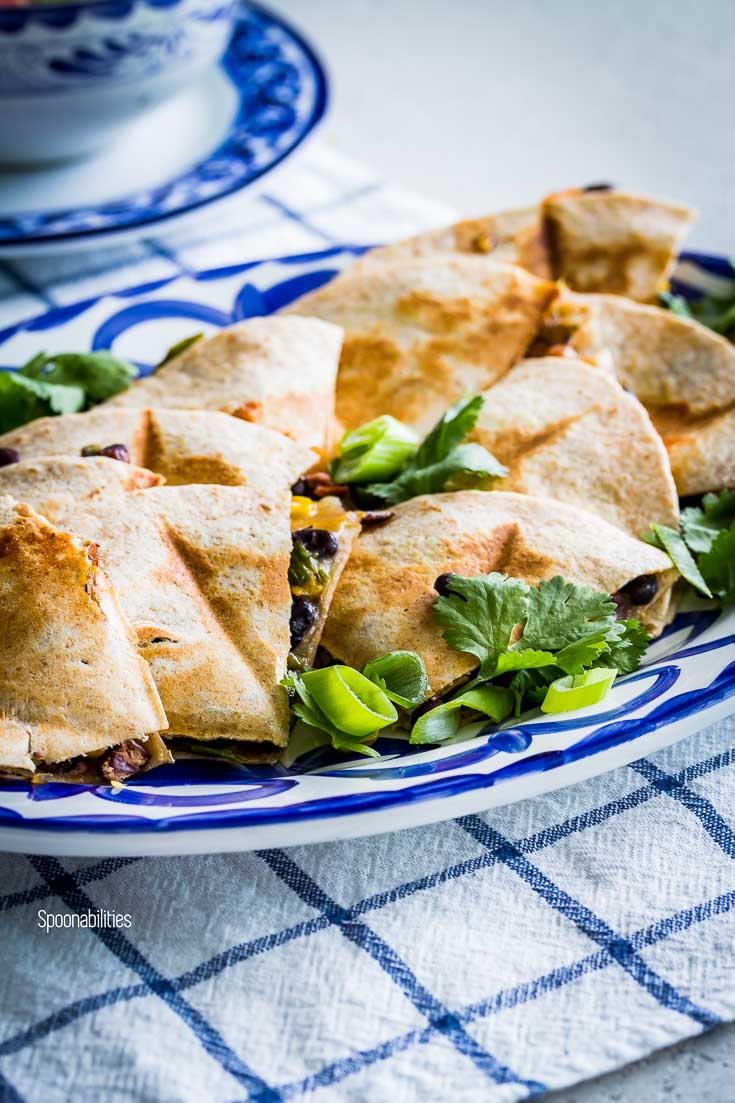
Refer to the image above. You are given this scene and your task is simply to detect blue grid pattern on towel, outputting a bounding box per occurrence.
[0,146,734,1102]
[1,725,735,1102]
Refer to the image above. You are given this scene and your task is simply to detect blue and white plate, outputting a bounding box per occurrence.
[0,247,732,857]
[0,3,327,256]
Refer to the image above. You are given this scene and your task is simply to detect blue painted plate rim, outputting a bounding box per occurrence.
[0,0,328,248]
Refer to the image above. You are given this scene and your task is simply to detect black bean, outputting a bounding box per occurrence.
[434,573,456,597]
[290,597,319,648]
[0,447,20,467]
[361,510,394,527]
[81,443,130,463]
[620,574,659,606]
[99,443,130,464]
[293,527,339,559]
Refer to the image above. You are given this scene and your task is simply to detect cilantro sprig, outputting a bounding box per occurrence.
[0,350,137,433]
[661,284,735,340]
[332,395,507,506]
[646,490,735,605]
[421,572,650,736]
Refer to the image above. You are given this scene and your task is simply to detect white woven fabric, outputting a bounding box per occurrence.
[0,144,734,1103]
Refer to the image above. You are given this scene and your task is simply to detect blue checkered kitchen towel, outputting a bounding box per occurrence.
[1,145,735,1103]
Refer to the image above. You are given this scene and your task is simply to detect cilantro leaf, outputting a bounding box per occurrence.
[699,526,735,604]
[554,631,612,675]
[364,442,506,505]
[508,667,558,716]
[646,523,712,598]
[25,351,137,401]
[681,490,735,555]
[413,394,485,467]
[432,572,530,679]
[157,333,203,367]
[0,371,85,433]
[596,619,651,675]
[0,349,137,434]
[521,576,617,652]
[661,283,735,338]
[493,648,556,675]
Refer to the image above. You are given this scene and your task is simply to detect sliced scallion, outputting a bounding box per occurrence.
[540,667,617,714]
[330,415,418,484]
[300,666,397,738]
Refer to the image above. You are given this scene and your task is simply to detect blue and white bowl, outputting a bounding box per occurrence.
[0,0,238,165]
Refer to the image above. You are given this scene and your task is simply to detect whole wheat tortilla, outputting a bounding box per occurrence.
[106,316,343,453]
[469,356,679,537]
[0,407,315,491]
[0,496,169,774]
[559,293,735,494]
[322,490,676,699]
[665,408,735,496]
[0,458,293,750]
[543,190,695,301]
[355,205,552,278]
[283,256,557,434]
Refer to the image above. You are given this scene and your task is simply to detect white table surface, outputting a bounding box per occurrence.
[272,1,735,1098]
[277,0,735,254]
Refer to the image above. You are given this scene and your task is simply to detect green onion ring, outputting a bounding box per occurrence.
[540,667,617,714]
[300,666,397,737]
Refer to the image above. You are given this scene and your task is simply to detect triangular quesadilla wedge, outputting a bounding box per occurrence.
[283,256,557,434]
[467,356,679,537]
[664,409,735,497]
[0,496,170,781]
[322,490,676,699]
[355,205,552,277]
[542,189,695,301]
[552,293,735,495]
[0,458,293,755]
[105,316,343,453]
[0,407,316,492]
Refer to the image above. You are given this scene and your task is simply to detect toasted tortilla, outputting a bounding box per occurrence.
[543,190,695,301]
[283,256,557,434]
[469,357,679,537]
[322,490,676,698]
[0,496,169,776]
[560,294,735,494]
[0,458,293,750]
[665,409,735,496]
[355,205,552,278]
[105,316,343,453]
[0,408,315,491]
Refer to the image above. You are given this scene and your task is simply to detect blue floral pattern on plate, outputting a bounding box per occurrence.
[0,246,732,855]
[0,4,327,246]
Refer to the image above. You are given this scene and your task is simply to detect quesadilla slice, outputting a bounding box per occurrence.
[284,256,557,434]
[289,493,361,665]
[105,316,343,453]
[552,293,735,495]
[542,189,695,301]
[322,490,676,699]
[665,409,735,497]
[0,407,316,492]
[0,458,293,754]
[468,356,679,537]
[0,496,169,781]
[356,205,552,277]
